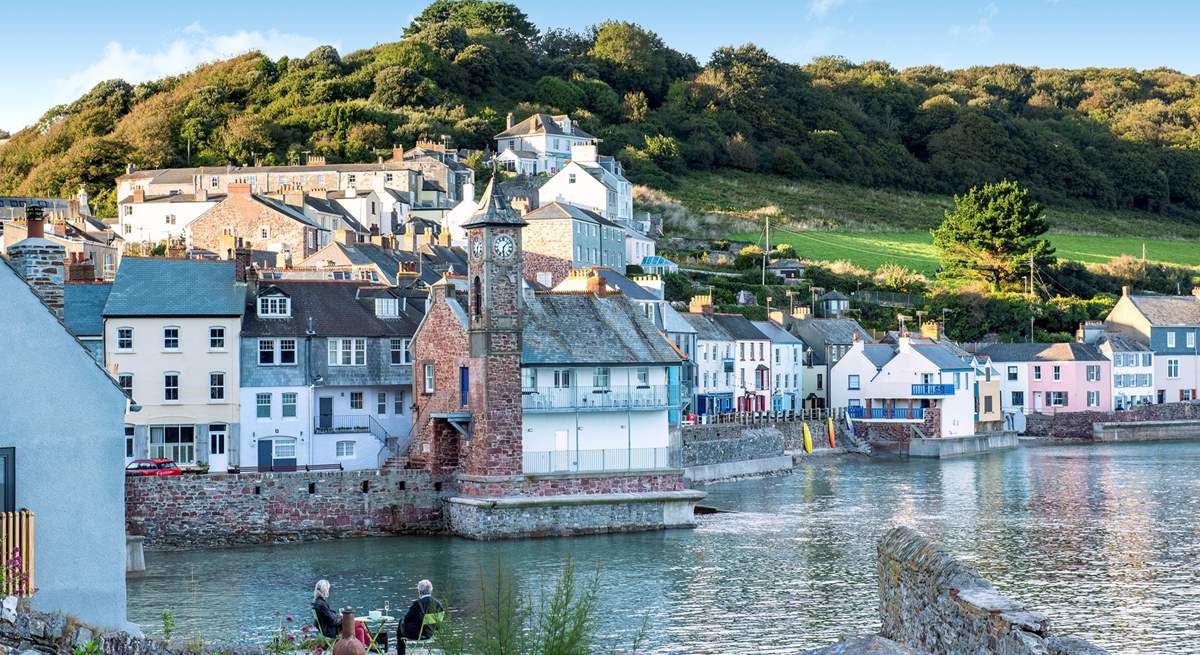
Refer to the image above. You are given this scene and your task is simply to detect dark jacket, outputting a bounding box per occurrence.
[400,596,444,640]
[312,596,341,639]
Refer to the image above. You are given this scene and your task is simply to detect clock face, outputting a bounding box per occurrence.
[493,235,515,260]
[470,237,483,260]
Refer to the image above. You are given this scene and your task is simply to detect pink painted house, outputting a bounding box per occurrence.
[978,342,1112,414]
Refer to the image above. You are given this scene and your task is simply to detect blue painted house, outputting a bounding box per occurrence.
[238,280,426,471]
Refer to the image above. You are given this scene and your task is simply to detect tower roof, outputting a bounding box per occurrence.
[462,177,527,229]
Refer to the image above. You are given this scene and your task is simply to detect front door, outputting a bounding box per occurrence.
[208,424,228,473]
[318,397,333,430]
[258,440,273,472]
[553,430,571,471]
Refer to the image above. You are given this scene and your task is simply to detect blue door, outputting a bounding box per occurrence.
[460,366,470,407]
[257,440,272,471]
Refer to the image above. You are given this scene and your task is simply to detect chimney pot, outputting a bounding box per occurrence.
[132,188,145,203]
[25,206,45,239]
[506,113,514,129]
[1122,285,1130,297]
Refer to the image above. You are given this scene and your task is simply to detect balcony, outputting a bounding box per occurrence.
[313,414,390,445]
[911,384,955,396]
[522,446,679,474]
[521,385,672,412]
[847,406,926,421]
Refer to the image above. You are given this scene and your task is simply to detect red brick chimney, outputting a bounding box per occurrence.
[228,183,252,196]
[234,247,252,282]
[65,252,96,281]
[132,188,145,203]
[391,146,404,162]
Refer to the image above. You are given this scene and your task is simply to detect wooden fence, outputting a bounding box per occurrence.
[1,510,34,597]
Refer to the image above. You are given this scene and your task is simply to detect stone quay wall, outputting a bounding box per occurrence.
[126,468,444,550]
[0,605,261,655]
[682,419,843,461]
[1023,401,1200,439]
[876,526,1108,655]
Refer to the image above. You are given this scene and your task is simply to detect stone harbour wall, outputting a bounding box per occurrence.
[0,605,260,655]
[454,471,684,497]
[126,469,444,550]
[875,526,1108,655]
[681,426,784,467]
[1023,401,1200,439]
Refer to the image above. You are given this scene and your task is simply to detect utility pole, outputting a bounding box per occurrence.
[761,214,770,286]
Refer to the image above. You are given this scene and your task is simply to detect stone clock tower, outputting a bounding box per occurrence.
[462,177,527,478]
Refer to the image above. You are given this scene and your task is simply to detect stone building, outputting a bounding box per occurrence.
[407,179,703,538]
[186,183,327,258]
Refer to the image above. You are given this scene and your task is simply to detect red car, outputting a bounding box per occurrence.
[125,459,183,477]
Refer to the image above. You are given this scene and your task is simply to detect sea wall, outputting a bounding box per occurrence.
[908,433,1018,458]
[1023,402,1200,439]
[0,605,260,655]
[1093,419,1200,442]
[679,421,845,482]
[126,469,444,550]
[875,526,1108,655]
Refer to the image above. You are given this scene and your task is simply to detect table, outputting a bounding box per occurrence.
[355,614,395,652]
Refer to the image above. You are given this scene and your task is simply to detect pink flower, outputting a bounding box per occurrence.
[286,616,294,623]
[286,635,295,642]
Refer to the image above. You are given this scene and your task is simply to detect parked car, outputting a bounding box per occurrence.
[125,459,182,477]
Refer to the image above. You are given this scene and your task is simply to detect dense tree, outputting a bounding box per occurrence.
[405,0,537,45]
[932,181,1055,291]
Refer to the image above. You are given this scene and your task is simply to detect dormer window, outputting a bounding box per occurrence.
[375,298,399,318]
[258,296,291,318]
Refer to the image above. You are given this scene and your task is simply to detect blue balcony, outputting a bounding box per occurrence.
[912,384,955,396]
[847,406,926,421]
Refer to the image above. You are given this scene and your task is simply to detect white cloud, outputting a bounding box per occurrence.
[809,0,846,17]
[783,27,846,63]
[950,3,1000,40]
[54,25,332,103]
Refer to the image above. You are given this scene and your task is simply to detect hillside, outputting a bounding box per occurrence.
[4,0,1200,230]
[645,170,1200,273]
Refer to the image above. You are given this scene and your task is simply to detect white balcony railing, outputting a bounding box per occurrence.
[521,385,672,412]
[522,446,678,474]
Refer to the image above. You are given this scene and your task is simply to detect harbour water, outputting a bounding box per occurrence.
[128,441,1200,653]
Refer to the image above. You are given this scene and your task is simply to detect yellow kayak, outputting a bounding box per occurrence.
[827,417,837,449]
[802,423,814,453]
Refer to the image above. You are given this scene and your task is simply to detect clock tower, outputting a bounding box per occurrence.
[462,177,527,478]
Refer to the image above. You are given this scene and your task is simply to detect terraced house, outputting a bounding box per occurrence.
[238,280,425,472]
[978,342,1112,415]
[102,258,244,472]
[1104,286,1200,403]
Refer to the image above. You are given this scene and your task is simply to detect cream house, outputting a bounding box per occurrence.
[103,258,244,472]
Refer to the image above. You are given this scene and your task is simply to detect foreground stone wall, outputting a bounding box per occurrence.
[126,469,443,550]
[1023,401,1200,439]
[876,526,1108,655]
[0,605,260,655]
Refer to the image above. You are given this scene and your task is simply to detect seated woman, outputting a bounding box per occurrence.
[312,579,370,646]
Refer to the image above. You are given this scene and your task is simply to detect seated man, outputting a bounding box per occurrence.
[397,579,444,653]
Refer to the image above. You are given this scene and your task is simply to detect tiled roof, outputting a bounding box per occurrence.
[242,281,425,337]
[793,318,870,346]
[251,195,321,228]
[1129,295,1200,326]
[523,202,620,227]
[712,314,768,341]
[103,258,243,317]
[680,313,733,341]
[978,342,1109,363]
[63,283,112,337]
[660,303,696,335]
[117,193,224,204]
[522,293,682,366]
[494,113,595,140]
[751,320,802,344]
[766,258,804,270]
[911,343,974,370]
[862,344,895,368]
[820,290,850,301]
[1097,333,1150,352]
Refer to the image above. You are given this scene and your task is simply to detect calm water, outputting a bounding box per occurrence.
[128,442,1200,653]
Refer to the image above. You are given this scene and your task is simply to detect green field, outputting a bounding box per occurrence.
[652,170,1200,273]
[725,229,1200,274]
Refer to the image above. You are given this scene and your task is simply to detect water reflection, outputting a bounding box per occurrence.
[128,442,1200,653]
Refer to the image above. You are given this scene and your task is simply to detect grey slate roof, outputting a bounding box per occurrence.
[462,178,526,228]
[660,303,696,335]
[242,281,425,337]
[751,320,801,344]
[494,113,595,140]
[523,293,682,366]
[862,344,895,368]
[712,314,768,341]
[792,318,870,346]
[1098,333,1150,352]
[821,290,850,301]
[593,269,657,301]
[978,342,1108,363]
[1129,295,1200,326]
[911,343,973,370]
[63,283,112,337]
[766,258,804,270]
[680,313,733,342]
[523,202,621,228]
[252,195,321,228]
[103,258,244,317]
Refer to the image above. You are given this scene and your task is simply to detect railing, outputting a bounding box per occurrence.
[688,407,845,425]
[1,510,34,597]
[521,385,672,412]
[911,384,955,396]
[847,406,926,420]
[522,446,679,474]
[314,414,372,434]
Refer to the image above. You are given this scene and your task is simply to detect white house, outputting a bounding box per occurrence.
[1098,333,1155,410]
[754,320,804,412]
[494,113,596,175]
[116,189,218,244]
[831,335,976,438]
[681,310,737,417]
[538,145,634,223]
[103,258,244,472]
[996,356,1031,432]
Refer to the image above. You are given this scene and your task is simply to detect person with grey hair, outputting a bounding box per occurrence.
[312,579,370,645]
[398,579,444,653]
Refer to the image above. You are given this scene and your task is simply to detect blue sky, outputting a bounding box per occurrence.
[2,0,1196,132]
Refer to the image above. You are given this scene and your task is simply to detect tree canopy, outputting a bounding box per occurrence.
[931,180,1055,291]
